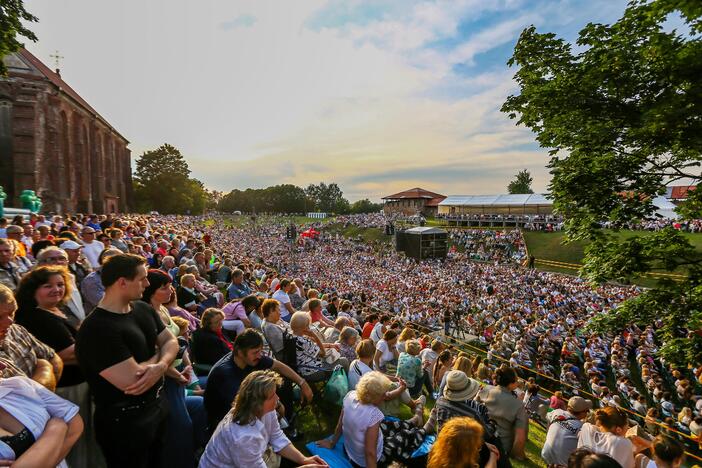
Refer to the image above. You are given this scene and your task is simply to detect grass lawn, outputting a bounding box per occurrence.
[325,223,392,245]
[524,230,702,265]
[522,230,702,285]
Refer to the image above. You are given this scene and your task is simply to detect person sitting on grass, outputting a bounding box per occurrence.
[200,370,328,468]
[427,417,499,468]
[396,339,424,398]
[349,339,425,415]
[316,371,426,468]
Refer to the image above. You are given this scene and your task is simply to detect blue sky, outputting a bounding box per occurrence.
[24,0,629,201]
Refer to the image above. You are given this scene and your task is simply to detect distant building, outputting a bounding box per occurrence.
[0,48,132,214]
[438,194,553,215]
[382,187,446,216]
[665,185,696,204]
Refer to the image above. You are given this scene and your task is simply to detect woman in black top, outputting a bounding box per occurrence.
[190,308,232,373]
[15,266,83,387]
[14,265,100,468]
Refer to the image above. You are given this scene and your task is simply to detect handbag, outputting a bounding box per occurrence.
[323,366,348,406]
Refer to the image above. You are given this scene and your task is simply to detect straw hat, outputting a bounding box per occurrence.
[443,371,480,401]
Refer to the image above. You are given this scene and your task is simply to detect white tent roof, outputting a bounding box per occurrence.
[652,196,679,219]
[439,194,551,207]
[404,227,447,234]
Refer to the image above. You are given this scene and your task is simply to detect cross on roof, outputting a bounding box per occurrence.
[49,50,64,70]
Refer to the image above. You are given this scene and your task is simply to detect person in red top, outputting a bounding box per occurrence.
[361,313,378,340]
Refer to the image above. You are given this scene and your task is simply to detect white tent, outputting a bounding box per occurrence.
[652,196,679,219]
[438,194,552,215]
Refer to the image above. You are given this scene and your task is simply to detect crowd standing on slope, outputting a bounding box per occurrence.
[0,211,698,468]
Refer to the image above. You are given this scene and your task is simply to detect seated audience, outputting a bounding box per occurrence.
[0,360,84,468]
[200,370,327,468]
[190,308,232,373]
[317,371,426,467]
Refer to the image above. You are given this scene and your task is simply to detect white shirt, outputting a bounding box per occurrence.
[271,290,291,317]
[375,340,395,369]
[369,322,384,343]
[342,391,384,467]
[0,376,79,467]
[199,410,290,468]
[577,423,634,468]
[348,359,372,390]
[542,409,584,466]
[82,240,104,269]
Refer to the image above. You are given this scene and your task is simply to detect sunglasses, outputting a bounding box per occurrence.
[45,256,68,263]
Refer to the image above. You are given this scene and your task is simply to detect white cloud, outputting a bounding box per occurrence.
[22,0,625,201]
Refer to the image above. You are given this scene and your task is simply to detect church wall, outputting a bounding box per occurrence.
[1,51,131,215]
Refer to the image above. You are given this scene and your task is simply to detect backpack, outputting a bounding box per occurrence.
[279,330,298,372]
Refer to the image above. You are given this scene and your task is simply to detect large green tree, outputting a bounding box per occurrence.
[502,0,702,366]
[133,144,207,215]
[305,182,350,214]
[0,0,37,76]
[350,198,383,214]
[218,184,309,213]
[507,169,534,194]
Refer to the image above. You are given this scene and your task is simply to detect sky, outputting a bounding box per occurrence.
[23,0,629,201]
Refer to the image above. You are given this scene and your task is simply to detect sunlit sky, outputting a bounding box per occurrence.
[24,0,628,201]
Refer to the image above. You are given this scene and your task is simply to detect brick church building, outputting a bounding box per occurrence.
[0,48,132,214]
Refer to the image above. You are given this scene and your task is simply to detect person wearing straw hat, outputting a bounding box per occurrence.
[424,370,508,468]
[542,395,593,468]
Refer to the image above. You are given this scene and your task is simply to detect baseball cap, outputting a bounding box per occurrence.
[60,240,83,250]
[568,396,593,413]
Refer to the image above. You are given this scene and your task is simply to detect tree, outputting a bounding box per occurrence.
[132,144,207,215]
[350,198,383,214]
[507,169,534,194]
[217,184,308,213]
[0,0,38,76]
[305,182,350,213]
[502,0,702,367]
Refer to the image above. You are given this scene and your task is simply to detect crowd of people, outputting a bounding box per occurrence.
[0,211,698,468]
[448,230,527,265]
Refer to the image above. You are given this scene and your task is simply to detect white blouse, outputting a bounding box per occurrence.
[342,391,384,467]
[0,376,80,468]
[199,410,291,468]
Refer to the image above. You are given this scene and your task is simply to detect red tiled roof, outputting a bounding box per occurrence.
[14,48,128,143]
[382,187,445,200]
[425,196,446,207]
[670,185,695,200]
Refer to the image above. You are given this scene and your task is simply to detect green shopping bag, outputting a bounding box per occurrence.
[324,366,349,406]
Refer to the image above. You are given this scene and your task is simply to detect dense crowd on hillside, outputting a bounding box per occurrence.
[0,211,698,468]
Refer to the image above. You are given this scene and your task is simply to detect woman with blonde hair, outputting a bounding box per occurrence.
[397,327,416,353]
[437,355,474,396]
[427,417,498,468]
[317,371,426,467]
[200,370,327,468]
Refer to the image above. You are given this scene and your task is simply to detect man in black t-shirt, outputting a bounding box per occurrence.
[76,254,178,468]
[204,329,313,432]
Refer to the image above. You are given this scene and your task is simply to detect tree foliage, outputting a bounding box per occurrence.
[132,144,207,215]
[502,0,702,366]
[507,169,534,194]
[218,185,309,213]
[305,182,350,213]
[0,0,38,76]
[350,198,383,214]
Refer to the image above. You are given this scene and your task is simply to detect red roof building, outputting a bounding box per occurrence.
[666,185,696,201]
[382,187,446,216]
